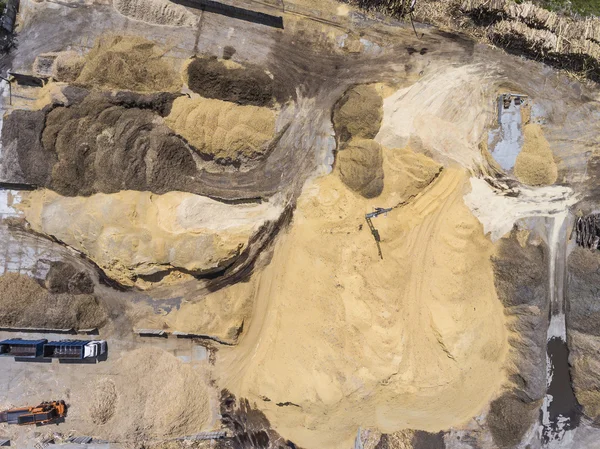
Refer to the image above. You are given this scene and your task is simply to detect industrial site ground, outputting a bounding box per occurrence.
[1,0,600,448]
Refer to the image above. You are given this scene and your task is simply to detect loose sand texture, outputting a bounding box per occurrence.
[0,272,107,329]
[333,84,383,144]
[514,123,558,186]
[165,96,277,164]
[336,138,384,198]
[218,156,508,448]
[75,35,182,93]
[376,66,495,169]
[20,189,283,287]
[113,0,198,27]
[76,347,212,442]
[33,81,70,110]
[136,279,255,340]
[52,50,85,83]
[186,56,274,107]
[379,146,442,206]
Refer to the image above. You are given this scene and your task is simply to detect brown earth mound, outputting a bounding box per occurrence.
[0,273,107,329]
[187,56,274,107]
[75,35,182,93]
[333,84,383,144]
[165,96,276,164]
[45,261,94,294]
[6,93,197,196]
[486,392,539,448]
[336,138,384,198]
[567,246,600,420]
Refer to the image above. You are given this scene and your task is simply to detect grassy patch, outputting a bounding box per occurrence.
[534,0,600,16]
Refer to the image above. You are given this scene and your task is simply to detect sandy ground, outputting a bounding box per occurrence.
[217,156,508,448]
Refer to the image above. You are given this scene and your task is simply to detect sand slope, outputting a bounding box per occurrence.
[218,152,508,448]
[514,124,558,186]
[165,96,276,164]
[20,189,283,287]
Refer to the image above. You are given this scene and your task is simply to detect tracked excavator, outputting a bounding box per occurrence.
[0,401,66,425]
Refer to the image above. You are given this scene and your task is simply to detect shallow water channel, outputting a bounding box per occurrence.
[541,214,581,446]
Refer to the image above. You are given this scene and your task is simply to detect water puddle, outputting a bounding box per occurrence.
[541,214,581,446]
[488,94,527,170]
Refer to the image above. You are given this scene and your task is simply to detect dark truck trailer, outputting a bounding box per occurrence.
[43,340,106,359]
[0,339,47,358]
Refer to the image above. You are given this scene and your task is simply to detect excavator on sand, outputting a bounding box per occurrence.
[0,401,66,425]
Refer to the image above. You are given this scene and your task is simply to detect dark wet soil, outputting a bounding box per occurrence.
[492,230,549,402]
[45,261,94,295]
[412,431,446,449]
[487,393,539,448]
[542,337,581,443]
[217,390,301,449]
[187,55,274,107]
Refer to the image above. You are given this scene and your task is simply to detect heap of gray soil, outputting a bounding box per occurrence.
[487,229,549,447]
[0,272,107,329]
[187,56,274,107]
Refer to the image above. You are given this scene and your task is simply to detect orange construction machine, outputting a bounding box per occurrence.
[0,401,66,425]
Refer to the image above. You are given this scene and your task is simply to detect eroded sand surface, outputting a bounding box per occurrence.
[218,154,508,448]
[20,189,283,287]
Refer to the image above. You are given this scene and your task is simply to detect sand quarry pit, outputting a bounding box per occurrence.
[217,163,508,448]
[4,2,600,448]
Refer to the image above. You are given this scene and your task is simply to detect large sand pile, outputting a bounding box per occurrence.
[20,189,283,287]
[336,138,384,198]
[0,273,107,329]
[82,348,211,441]
[137,279,255,341]
[379,146,442,205]
[218,154,508,448]
[514,124,558,186]
[75,35,182,93]
[186,56,274,107]
[333,84,383,143]
[113,0,198,27]
[165,96,276,164]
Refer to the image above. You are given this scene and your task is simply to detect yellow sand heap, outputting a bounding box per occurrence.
[165,96,276,162]
[514,123,558,186]
[217,149,508,448]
